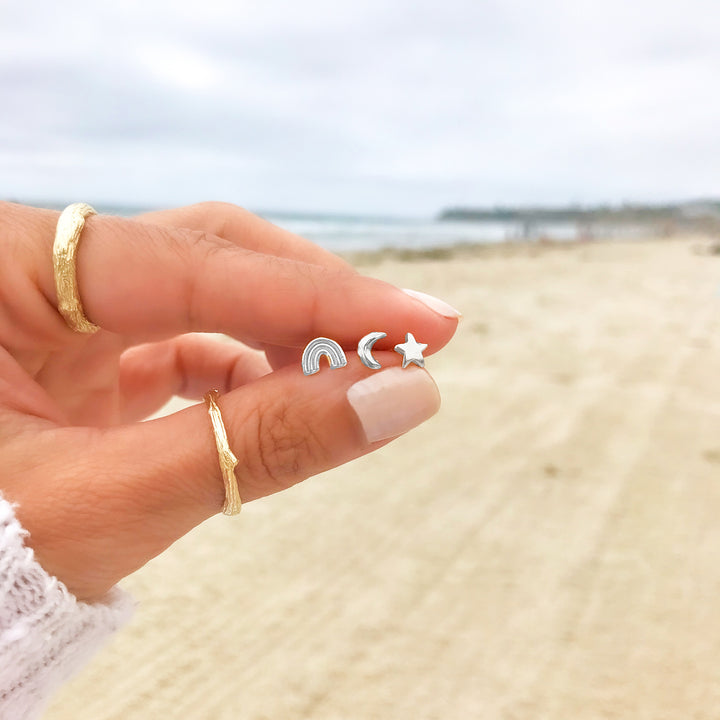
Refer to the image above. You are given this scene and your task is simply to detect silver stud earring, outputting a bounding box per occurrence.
[358,331,387,370]
[394,332,427,368]
[301,337,348,376]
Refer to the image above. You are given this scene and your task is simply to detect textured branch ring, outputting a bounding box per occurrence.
[204,390,242,516]
[52,202,100,334]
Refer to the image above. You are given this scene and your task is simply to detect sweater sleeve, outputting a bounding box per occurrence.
[0,497,135,720]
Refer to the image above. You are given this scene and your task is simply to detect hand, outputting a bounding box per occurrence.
[0,201,459,601]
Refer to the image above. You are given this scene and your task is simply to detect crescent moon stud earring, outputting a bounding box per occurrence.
[358,331,387,370]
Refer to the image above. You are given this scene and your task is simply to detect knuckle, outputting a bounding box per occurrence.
[183,227,235,260]
[180,228,234,330]
[195,201,250,239]
[197,200,241,217]
[182,227,214,253]
[243,397,322,493]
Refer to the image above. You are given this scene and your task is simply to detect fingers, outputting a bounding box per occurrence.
[20,204,459,350]
[11,353,440,600]
[131,352,440,513]
[262,344,303,370]
[119,334,271,422]
[136,202,353,273]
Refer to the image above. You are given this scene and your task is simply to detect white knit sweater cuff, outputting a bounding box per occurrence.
[0,497,135,720]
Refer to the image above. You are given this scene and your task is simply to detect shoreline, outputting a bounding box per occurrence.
[343,231,719,265]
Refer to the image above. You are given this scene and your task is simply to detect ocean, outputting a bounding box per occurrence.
[251,213,650,253]
[100,205,654,253]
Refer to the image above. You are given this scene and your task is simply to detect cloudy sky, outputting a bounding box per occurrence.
[2,0,720,216]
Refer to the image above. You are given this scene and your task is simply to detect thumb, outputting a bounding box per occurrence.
[16,353,440,600]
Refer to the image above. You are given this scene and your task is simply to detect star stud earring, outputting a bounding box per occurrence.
[393,332,428,369]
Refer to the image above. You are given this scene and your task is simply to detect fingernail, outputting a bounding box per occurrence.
[347,367,441,443]
[402,288,462,319]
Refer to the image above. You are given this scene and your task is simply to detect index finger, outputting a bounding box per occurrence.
[136,202,354,273]
[16,204,460,350]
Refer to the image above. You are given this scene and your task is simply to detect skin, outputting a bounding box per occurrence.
[0,201,458,601]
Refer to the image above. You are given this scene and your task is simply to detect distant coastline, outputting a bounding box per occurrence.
[438,199,720,225]
[8,197,720,228]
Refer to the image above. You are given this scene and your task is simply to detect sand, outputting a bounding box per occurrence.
[45,236,720,719]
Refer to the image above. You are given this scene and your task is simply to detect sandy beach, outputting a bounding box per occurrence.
[45,236,720,720]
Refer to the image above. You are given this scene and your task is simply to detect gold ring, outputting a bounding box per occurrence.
[53,203,100,334]
[204,390,242,515]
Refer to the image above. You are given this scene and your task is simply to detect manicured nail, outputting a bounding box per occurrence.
[347,367,441,443]
[402,288,462,319]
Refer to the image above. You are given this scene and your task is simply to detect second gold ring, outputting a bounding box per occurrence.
[204,390,242,516]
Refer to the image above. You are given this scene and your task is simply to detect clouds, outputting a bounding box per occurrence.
[1,0,719,214]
